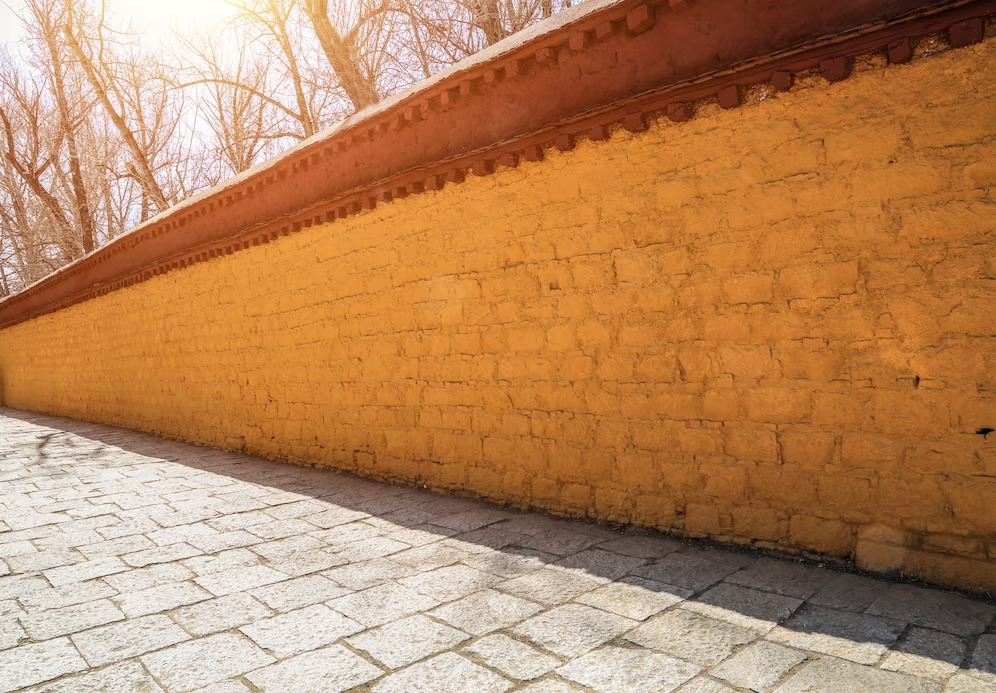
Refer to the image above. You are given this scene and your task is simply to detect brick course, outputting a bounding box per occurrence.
[1,37,994,591]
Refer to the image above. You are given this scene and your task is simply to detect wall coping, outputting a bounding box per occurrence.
[0,0,992,330]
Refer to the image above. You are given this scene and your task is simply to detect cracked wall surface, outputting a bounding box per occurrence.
[1,36,994,592]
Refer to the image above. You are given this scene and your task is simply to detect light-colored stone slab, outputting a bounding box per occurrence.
[626,608,756,667]
[141,632,274,693]
[0,638,88,693]
[327,582,440,627]
[21,599,125,640]
[321,557,417,590]
[430,588,544,634]
[371,652,511,693]
[171,592,272,636]
[709,640,806,691]
[551,548,647,583]
[575,576,691,621]
[880,627,967,681]
[43,558,129,587]
[775,657,941,693]
[246,644,384,692]
[512,604,637,658]
[767,604,906,665]
[181,548,260,576]
[632,553,738,592]
[22,660,163,693]
[116,580,212,617]
[102,563,194,593]
[194,564,287,596]
[71,614,190,667]
[681,583,802,633]
[241,604,364,657]
[399,564,502,602]
[557,645,700,693]
[498,568,602,606]
[348,614,469,668]
[464,634,560,680]
[250,574,351,611]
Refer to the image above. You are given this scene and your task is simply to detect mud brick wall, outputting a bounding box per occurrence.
[1,37,994,591]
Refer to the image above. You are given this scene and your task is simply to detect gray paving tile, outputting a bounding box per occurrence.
[575,576,691,621]
[724,557,830,599]
[371,652,511,693]
[347,614,469,668]
[43,557,129,587]
[141,632,274,693]
[20,581,119,613]
[626,608,757,667]
[194,564,287,596]
[116,580,212,617]
[70,614,190,667]
[808,572,890,613]
[596,535,683,559]
[327,582,440,627]
[0,618,27,649]
[682,582,802,632]
[245,644,384,692]
[321,557,417,590]
[121,542,203,568]
[266,548,347,576]
[768,604,906,664]
[775,657,941,693]
[20,660,163,692]
[512,604,637,658]
[241,604,364,657]
[250,574,351,611]
[462,548,553,578]
[551,548,647,583]
[709,640,806,691]
[391,543,472,571]
[171,592,273,636]
[632,553,739,592]
[969,634,996,683]
[181,548,260,576]
[429,588,544,634]
[0,575,49,600]
[101,562,194,593]
[880,627,967,680]
[77,534,155,559]
[557,645,701,693]
[399,563,502,602]
[867,584,995,636]
[463,634,560,680]
[498,568,602,605]
[944,673,996,693]
[20,599,125,640]
[0,638,88,693]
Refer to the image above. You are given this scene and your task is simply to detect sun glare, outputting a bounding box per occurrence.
[0,0,238,48]
[105,0,238,46]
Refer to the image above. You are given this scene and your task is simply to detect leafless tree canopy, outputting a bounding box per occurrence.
[0,0,573,296]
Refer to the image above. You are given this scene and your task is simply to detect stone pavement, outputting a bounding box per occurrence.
[0,409,993,693]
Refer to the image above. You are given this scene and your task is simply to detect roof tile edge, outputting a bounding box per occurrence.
[0,0,992,329]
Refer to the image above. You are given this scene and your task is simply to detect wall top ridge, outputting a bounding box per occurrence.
[0,0,992,329]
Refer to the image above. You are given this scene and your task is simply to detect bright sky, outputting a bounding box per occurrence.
[0,0,237,48]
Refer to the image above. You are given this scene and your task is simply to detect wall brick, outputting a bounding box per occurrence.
[2,38,994,592]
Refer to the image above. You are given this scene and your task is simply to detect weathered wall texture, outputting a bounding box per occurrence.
[2,38,994,591]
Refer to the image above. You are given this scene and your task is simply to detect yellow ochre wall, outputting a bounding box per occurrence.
[2,38,995,591]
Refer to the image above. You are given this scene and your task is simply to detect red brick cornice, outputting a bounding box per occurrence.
[0,0,992,329]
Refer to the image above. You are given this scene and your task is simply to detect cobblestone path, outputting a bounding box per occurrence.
[0,408,993,692]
